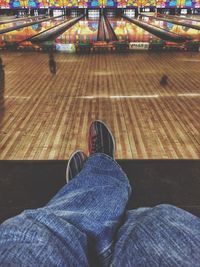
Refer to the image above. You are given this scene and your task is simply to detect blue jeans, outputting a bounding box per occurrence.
[0,154,200,267]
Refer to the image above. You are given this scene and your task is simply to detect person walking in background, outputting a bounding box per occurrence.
[160,74,168,86]
[0,120,200,266]
[49,52,56,74]
[0,57,5,89]
[0,56,5,125]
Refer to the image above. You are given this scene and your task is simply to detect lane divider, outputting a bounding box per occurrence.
[0,15,47,25]
[0,15,64,35]
[123,15,191,43]
[140,14,200,31]
[30,15,84,43]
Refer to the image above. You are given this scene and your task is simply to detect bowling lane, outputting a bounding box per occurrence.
[139,16,200,40]
[0,15,46,25]
[0,16,49,31]
[0,16,67,48]
[180,15,200,20]
[164,14,200,21]
[154,14,200,27]
[109,17,161,42]
[172,18,200,27]
[55,18,99,45]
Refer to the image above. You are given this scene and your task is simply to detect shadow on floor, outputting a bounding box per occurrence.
[0,160,200,223]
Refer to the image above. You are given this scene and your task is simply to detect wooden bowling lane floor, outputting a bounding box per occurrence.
[0,51,199,159]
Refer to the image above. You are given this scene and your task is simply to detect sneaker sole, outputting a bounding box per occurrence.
[66,150,86,183]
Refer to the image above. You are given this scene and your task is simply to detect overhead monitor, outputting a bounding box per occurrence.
[106,0,116,7]
[23,0,39,7]
[116,0,127,7]
[166,0,177,7]
[88,0,100,7]
[37,0,49,7]
[0,0,10,8]
[63,0,78,7]
[10,0,23,8]
[195,0,200,7]
[156,0,167,7]
[2,0,200,8]
[78,0,88,7]
[182,0,194,7]
[49,0,64,7]
[126,0,138,7]
[137,0,156,6]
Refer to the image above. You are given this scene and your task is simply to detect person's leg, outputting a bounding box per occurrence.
[111,204,200,267]
[0,154,131,267]
[53,62,56,74]
[0,121,131,267]
[49,62,53,73]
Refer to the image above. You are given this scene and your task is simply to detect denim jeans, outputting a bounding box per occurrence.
[0,153,200,267]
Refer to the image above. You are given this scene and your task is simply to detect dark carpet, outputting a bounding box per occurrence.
[0,160,200,223]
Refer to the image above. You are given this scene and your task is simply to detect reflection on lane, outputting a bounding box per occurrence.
[170,15,200,21]
[0,17,67,48]
[172,18,200,27]
[155,14,200,27]
[0,16,49,31]
[55,18,99,44]
[0,15,46,25]
[109,18,161,43]
[140,16,200,40]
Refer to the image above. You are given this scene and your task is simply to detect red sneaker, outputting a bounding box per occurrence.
[88,120,115,158]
